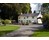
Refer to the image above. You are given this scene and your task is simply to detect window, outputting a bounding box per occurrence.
[32,16,34,18]
[21,20,23,23]
[18,20,20,23]
[27,16,28,18]
[26,20,28,24]
[27,20,28,23]
[29,20,31,23]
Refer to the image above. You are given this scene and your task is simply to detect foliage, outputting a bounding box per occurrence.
[42,3,49,14]
[43,14,49,23]
[0,3,31,25]
[42,14,49,29]
[42,3,49,7]
[1,19,4,24]
[0,3,31,23]
[4,19,11,24]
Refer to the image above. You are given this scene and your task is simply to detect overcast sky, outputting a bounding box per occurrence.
[30,3,42,13]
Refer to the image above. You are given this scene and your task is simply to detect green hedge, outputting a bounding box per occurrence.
[1,19,11,24]
[4,19,11,24]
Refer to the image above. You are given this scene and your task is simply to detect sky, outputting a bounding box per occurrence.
[30,3,42,13]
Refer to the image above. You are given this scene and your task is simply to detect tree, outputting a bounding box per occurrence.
[42,14,49,29]
[0,3,31,23]
[42,3,49,7]
[41,3,49,14]
[22,3,30,13]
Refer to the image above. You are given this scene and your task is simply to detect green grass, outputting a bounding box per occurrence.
[32,29,49,37]
[0,25,19,36]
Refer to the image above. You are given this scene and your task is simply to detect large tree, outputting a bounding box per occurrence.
[0,3,31,23]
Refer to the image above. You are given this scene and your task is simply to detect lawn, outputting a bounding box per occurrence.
[0,25,19,36]
[32,29,49,37]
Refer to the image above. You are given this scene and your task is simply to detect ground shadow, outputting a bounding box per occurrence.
[0,30,13,37]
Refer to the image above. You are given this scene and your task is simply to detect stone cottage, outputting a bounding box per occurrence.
[18,13,42,25]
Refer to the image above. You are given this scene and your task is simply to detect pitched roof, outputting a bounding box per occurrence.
[37,13,43,18]
[19,13,39,17]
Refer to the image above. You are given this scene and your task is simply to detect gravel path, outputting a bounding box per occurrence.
[3,24,43,37]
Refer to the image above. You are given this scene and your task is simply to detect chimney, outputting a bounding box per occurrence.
[21,13,23,15]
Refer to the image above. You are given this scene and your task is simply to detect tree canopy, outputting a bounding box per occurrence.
[42,3,49,7]
[42,3,49,14]
[0,3,31,22]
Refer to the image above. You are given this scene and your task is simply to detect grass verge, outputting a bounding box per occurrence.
[0,25,19,36]
[32,29,49,37]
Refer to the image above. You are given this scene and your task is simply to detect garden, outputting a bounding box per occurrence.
[0,19,20,36]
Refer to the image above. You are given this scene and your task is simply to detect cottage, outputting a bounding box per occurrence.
[18,13,42,25]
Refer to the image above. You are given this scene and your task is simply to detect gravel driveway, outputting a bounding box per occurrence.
[3,24,43,37]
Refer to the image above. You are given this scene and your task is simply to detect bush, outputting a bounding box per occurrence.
[4,19,11,24]
[42,14,49,29]
[0,19,12,25]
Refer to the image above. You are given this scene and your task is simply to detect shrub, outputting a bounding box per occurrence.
[42,14,49,29]
[1,19,4,22]
[4,19,11,24]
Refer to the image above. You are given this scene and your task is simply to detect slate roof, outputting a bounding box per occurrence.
[19,13,39,17]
